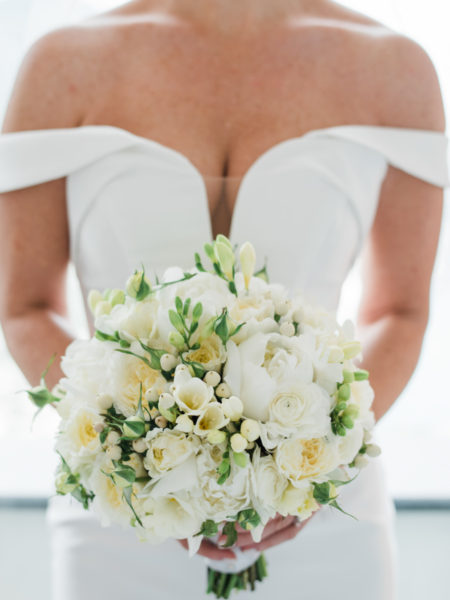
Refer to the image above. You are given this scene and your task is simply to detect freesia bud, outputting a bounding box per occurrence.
[145,387,160,404]
[342,341,362,360]
[279,321,295,337]
[230,433,247,453]
[160,353,179,372]
[95,300,112,317]
[214,241,235,279]
[108,289,126,307]
[55,471,79,495]
[175,414,194,433]
[155,415,168,429]
[240,419,260,442]
[203,371,221,387]
[106,445,122,461]
[88,289,103,314]
[169,330,185,350]
[123,416,146,439]
[97,393,113,410]
[207,429,227,444]
[274,300,290,316]
[158,393,175,412]
[365,444,381,458]
[239,242,256,290]
[105,431,120,446]
[132,438,148,453]
[354,455,369,469]
[222,396,243,421]
[126,271,151,298]
[215,382,232,398]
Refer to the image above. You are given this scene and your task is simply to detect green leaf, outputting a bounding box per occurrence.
[217,451,231,484]
[195,252,206,272]
[95,330,118,343]
[254,263,269,283]
[115,349,153,370]
[329,500,358,520]
[135,269,151,301]
[27,385,60,409]
[312,481,333,505]
[183,359,205,378]
[230,322,245,338]
[214,309,229,346]
[183,297,191,317]
[354,369,369,381]
[138,341,167,370]
[71,485,95,510]
[169,309,186,335]
[228,280,237,296]
[237,509,261,531]
[195,519,220,538]
[232,452,248,468]
[192,302,203,322]
[221,521,238,547]
[123,485,143,527]
[175,296,183,313]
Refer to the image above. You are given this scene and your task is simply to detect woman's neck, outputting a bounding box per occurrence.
[131,0,325,31]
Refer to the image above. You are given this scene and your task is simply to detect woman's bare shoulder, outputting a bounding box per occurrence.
[296,4,445,132]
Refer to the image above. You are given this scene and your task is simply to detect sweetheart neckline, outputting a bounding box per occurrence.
[69,122,449,239]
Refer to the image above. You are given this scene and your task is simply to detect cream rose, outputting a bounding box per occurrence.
[144,430,198,477]
[275,436,339,484]
[277,482,319,520]
[182,334,226,372]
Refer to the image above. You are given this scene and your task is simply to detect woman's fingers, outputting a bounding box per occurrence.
[241,516,313,553]
[218,515,296,547]
[177,538,236,560]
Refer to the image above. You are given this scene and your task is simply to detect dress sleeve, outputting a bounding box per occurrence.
[0,126,135,193]
[320,125,450,188]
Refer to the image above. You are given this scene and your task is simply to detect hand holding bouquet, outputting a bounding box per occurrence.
[28,234,380,598]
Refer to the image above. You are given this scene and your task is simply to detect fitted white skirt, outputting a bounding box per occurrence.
[46,453,398,600]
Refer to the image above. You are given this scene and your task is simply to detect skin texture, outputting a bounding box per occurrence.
[0,0,446,559]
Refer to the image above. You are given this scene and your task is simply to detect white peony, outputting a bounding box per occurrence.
[140,493,203,543]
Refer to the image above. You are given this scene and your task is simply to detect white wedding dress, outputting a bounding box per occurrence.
[0,123,449,600]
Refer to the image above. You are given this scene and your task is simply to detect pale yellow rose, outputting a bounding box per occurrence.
[183,334,226,372]
[144,430,198,477]
[275,437,339,483]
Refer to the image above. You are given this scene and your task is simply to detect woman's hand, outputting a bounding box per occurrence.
[177,538,237,560]
[178,511,317,559]
[220,513,315,553]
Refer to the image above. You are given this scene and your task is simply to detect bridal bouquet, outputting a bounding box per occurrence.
[28,234,380,598]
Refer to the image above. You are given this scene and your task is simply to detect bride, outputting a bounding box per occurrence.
[0,1,448,598]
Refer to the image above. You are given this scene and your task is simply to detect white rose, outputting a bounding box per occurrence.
[57,406,101,461]
[140,494,202,543]
[194,403,229,437]
[275,436,340,485]
[269,381,331,439]
[89,456,143,527]
[194,443,251,522]
[251,448,288,522]
[105,344,164,417]
[144,430,198,477]
[95,297,160,343]
[173,377,214,416]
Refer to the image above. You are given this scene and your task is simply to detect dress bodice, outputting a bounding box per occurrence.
[0,124,449,316]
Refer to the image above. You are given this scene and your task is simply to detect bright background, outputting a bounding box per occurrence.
[0,0,449,501]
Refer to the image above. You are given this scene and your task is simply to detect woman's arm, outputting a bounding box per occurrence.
[0,29,88,388]
[356,36,446,422]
